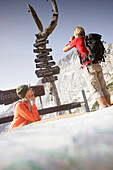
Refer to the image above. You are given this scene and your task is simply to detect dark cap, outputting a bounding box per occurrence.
[16,84,30,99]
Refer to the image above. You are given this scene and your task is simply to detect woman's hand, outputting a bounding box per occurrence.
[29,95,35,106]
[29,94,35,101]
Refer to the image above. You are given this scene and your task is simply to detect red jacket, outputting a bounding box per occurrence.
[8,101,41,131]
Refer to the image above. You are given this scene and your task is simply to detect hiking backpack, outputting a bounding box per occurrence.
[78,33,106,64]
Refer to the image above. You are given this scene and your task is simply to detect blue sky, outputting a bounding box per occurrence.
[0,0,113,91]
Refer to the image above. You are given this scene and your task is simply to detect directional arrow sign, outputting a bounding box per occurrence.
[42,76,58,83]
[36,52,49,58]
[33,40,49,48]
[35,36,46,42]
[35,56,53,63]
[35,66,60,78]
[36,61,55,68]
[33,48,52,53]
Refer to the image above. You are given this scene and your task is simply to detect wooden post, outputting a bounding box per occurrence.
[81,90,90,112]
[39,96,43,109]
[27,0,61,110]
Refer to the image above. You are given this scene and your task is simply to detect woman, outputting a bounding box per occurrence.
[9,84,41,131]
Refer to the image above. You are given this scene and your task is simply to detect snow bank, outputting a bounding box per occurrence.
[0,106,113,170]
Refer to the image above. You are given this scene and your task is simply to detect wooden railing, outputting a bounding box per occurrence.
[0,85,90,125]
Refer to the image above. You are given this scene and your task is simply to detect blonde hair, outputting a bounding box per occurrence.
[74,26,85,37]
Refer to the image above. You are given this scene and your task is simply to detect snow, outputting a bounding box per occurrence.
[0,106,113,169]
[0,104,10,113]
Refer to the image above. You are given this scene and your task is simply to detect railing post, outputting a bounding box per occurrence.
[81,90,90,112]
[39,96,43,109]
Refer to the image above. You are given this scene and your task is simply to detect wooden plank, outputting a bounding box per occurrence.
[39,102,81,115]
[32,85,45,96]
[0,102,81,124]
[35,36,46,42]
[36,52,49,57]
[33,40,49,47]
[35,66,60,77]
[36,70,57,77]
[0,85,45,105]
[34,48,52,53]
[0,115,13,124]
[0,89,18,105]
[35,56,53,63]
[36,61,55,68]
[42,76,58,83]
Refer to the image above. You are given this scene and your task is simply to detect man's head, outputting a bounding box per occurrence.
[16,84,30,99]
[74,26,85,38]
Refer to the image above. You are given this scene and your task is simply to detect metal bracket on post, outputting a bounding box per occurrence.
[81,90,90,112]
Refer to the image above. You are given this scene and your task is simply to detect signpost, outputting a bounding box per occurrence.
[27,1,61,107]
[0,85,45,105]
[0,0,90,127]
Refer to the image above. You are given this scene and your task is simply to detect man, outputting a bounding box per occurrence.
[63,26,111,108]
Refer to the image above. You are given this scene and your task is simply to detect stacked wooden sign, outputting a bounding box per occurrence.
[34,38,60,83]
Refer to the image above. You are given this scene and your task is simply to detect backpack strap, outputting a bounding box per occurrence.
[77,50,90,64]
[77,36,91,65]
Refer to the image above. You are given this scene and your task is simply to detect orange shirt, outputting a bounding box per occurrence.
[8,101,41,131]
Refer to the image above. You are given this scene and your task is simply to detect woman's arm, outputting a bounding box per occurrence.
[31,104,41,121]
[15,102,41,122]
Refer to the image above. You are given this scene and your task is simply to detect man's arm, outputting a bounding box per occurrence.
[63,43,72,52]
[63,36,75,52]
